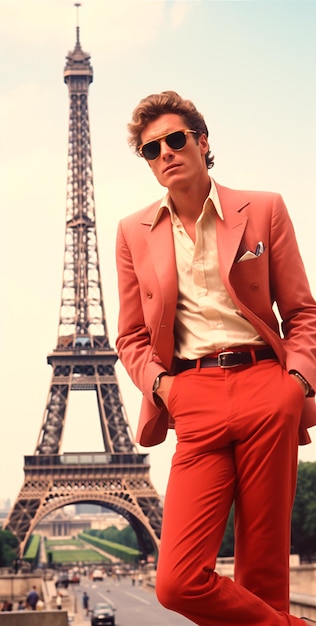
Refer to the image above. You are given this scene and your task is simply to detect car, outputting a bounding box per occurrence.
[68,571,80,584]
[92,568,104,581]
[90,602,116,626]
[56,571,69,588]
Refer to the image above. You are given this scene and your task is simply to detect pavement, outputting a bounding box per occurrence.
[41,583,88,625]
[61,593,89,626]
[68,609,89,625]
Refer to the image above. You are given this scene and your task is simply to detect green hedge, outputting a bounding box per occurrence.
[49,548,107,564]
[45,538,85,548]
[79,532,140,563]
[24,534,41,563]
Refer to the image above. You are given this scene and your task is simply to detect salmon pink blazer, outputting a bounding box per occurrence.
[116,182,316,447]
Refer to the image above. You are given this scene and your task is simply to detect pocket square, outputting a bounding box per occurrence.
[237,251,257,263]
[237,241,265,263]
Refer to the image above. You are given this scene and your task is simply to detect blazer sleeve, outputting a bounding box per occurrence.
[269,194,316,391]
[115,219,167,403]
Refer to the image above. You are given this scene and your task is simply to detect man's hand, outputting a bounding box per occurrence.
[156,375,176,407]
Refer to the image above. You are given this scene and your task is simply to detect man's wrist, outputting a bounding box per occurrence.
[289,370,312,397]
[153,372,168,395]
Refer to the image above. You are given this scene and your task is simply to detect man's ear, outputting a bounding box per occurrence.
[199,133,209,155]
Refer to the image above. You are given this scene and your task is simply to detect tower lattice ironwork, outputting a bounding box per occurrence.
[4,24,163,559]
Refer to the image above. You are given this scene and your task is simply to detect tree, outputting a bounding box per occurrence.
[291,461,316,561]
[85,525,138,550]
[0,528,19,566]
[217,461,316,562]
[117,526,138,550]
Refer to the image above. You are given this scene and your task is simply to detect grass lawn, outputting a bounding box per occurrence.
[45,537,111,564]
[49,548,107,563]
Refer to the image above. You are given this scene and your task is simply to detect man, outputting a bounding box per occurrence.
[26,585,39,610]
[82,591,89,616]
[115,91,316,626]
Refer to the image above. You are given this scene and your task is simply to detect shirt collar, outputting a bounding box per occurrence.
[150,177,224,230]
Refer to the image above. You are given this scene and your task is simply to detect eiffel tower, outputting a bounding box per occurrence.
[4,19,162,560]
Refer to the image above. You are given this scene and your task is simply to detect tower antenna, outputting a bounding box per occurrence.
[74,2,81,27]
[74,2,81,43]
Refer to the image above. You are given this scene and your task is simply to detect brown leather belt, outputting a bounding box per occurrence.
[174,347,277,373]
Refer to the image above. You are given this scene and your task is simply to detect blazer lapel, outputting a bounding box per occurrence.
[215,183,249,280]
[143,206,178,309]
[142,208,178,368]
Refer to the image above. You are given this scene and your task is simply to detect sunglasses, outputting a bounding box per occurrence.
[138,129,197,161]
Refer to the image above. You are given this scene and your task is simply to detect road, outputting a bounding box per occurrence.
[70,575,194,626]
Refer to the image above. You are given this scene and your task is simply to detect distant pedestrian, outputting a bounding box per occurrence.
[83,591,89,616]
[36,599,45,611]
[26,585,39,610]
[17,600,25,610]
[56,593,62,610]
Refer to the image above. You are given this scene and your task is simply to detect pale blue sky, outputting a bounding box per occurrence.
[0,0,315,504]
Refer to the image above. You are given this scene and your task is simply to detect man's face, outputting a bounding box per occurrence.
[139,113,209,191]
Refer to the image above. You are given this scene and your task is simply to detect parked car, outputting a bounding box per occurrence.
[92,568,104,581]
[56,571,69,588]
[90,602,116,626]
[68,570,80,584]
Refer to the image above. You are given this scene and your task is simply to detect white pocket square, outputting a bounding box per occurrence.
[237,241,265,263]
[237,251,257,263]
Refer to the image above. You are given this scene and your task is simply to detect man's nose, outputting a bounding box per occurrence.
[160,138,173,158]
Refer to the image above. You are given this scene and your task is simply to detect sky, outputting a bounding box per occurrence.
[0,0,316,508]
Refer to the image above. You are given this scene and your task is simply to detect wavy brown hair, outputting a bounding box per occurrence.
[128,90,214,169]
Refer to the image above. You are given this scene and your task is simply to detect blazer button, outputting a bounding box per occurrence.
[147,291,153,299]
[250,283,259,290]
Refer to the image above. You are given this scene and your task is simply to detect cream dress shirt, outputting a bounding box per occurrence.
[152,178,265,359]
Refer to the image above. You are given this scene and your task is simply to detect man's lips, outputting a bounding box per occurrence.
[163,163,181,174]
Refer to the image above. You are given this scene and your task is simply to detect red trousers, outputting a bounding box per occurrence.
[156,360,305,625]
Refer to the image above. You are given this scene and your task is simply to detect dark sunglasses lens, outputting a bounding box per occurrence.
[141,131,187,160]
[142,141,160,160]
[166,131,186,150]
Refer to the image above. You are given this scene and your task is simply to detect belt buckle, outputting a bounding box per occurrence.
[218,351,240,368]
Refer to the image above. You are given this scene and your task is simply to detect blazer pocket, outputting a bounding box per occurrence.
[237,251,258,263]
